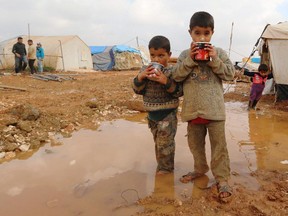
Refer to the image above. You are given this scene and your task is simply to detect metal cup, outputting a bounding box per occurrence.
[149,62,164,72]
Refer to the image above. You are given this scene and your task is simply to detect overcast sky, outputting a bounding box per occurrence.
[0,0,287,62]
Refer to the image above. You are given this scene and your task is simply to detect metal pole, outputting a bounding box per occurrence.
[136,36,145,66]
[58,40,65,72]
[228,22,234,58]
[28,23,30,39]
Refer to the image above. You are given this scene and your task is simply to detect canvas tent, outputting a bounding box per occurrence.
[258,21,288,101]
[0,35,93,71]
[90,45,149,71]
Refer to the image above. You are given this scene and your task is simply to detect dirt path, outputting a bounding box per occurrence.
[0,70,287,215]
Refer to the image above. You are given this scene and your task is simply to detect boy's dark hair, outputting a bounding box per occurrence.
[258,64,268,72]
[17,37,23,40]
[28,39,33,42]
[189,11,214,30]
[148,35,170,53]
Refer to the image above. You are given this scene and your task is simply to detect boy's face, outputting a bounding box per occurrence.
[259,70,269,76]
[149,48,171,67]
[189,26,214,43]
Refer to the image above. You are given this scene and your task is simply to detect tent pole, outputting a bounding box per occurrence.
[136,36,145,66]
[228,22,234,58]
[28,23,30,40]
[59,40,65,72]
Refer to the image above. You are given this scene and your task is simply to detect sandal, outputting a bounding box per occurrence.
[216,181,233,203]
[179,171,204,183]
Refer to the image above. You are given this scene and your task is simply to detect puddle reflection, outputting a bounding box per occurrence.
[0,102,287,215]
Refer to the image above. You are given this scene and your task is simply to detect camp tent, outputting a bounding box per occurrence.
[90,45,149,71]
[258,21,288,101]
[0,35,93,71]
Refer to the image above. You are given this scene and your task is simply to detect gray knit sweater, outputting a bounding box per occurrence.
[173,47,235,122]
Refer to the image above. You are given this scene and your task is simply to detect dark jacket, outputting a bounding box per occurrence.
[12,42,27,56]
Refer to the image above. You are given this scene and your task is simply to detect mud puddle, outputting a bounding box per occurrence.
[0,102,287,216]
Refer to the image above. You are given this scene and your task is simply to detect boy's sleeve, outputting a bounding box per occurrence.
[207,48,235,81]
[131,67,147,95]
[172,49,198,82]
[268,72,273,79]
[243,70,256,77]
[165,76,183,97]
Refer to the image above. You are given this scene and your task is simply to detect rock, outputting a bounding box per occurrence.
[5,142,18,151]
[19,144,30,152]
[10,104,40,121]
[125,100,145,112]
[85,101,98,109]
[17,121,33,132]
[5,151,16,160]
[0,152,5,159]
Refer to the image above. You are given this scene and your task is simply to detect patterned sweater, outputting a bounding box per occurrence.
[173,47,235,122]
[132,66,182,112]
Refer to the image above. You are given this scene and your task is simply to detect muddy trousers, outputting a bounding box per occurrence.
[187,120,230,182]
[28,59,36,74]
[249,83,265,109]
[148,110,177,172]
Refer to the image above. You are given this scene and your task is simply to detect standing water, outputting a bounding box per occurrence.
[0,102,287,216]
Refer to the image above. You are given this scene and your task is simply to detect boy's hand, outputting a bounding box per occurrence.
[204,44,217,60]
[189,42,198,60]
[137,65,156,82]
[147,70,168,85]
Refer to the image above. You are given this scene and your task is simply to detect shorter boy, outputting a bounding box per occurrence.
[243,64,273,110]
[132,35,182,175]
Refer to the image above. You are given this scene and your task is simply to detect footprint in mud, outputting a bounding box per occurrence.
[73,179,91,198]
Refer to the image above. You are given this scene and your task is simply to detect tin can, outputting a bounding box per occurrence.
[194,42,210,61]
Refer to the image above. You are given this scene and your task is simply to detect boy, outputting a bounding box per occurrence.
[242,64,273,110]
[172,11,235,202]
[132,35,182,175]
[27,39,36,74]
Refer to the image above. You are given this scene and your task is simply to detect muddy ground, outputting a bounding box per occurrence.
[0,70,288,215]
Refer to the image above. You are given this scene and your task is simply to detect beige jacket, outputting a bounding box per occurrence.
[28,45,36,59]
[173,47,235,122]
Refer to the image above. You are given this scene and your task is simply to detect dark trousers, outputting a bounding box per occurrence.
[28,59,36,74]
[15,56,27,73]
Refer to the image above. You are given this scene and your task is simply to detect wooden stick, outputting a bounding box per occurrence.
[0,85,27,91]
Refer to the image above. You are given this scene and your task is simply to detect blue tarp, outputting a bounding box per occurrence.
[91,46,114,71]
[90,45,142,71]
[112,45,141,54]
[89,46,107,55]
[251,57,261,63]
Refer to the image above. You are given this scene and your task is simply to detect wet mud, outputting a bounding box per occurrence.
[0,102,287,215]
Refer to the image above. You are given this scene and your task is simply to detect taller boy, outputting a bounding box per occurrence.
[173,11,235,202]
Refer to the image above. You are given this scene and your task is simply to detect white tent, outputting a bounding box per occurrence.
[259,22,288,101]
[0,35,93,71]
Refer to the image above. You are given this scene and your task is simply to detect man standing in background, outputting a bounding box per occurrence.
[12,37,27,73]
[36,42,45,73]
[27,39,36,74]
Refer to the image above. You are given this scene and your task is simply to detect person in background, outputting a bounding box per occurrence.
[172,11,235,202]
[243,63,273,110]
[27,39,36,74]
[36,42,45,73]
[132,35,182,175]
[12,37,27,73]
